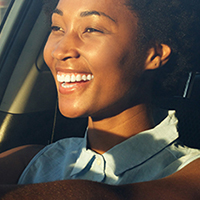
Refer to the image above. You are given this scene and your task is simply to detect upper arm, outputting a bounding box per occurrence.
[127,158,200,200]
[1,154,200,200]
[0,145,44,184]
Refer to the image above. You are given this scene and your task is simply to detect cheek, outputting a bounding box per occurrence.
[43,39,54,70]
[82,39,125,73]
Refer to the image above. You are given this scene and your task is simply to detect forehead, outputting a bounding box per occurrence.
[55,0,134,22]
[57,0,125,10]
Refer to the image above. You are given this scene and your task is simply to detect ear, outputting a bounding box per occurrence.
[144,44,171,70]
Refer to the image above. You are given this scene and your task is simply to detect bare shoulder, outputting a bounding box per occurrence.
[149,158,200,199]
[0,145,44,184]
[173,157,200,178]
[0,145,44,158]
[122,158,200,200]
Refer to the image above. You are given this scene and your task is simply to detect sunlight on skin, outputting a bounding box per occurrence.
[44,0,171,154]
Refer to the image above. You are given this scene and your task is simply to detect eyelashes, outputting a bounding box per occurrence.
[51,26,64,32]
[84,27,103,33]
[50,25,103,34]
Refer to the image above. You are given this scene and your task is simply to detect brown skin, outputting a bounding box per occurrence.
[0,145,44,185]
[0,146,200,199]
[0,0,197,199]
[44,0,171,154]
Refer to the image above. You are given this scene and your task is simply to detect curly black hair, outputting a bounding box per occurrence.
[126,0,200,95]
[43,0,200,95]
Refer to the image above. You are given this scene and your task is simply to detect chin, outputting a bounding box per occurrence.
[58,103,88,119]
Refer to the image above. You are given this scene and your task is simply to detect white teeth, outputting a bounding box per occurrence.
[82,75,87,81]
[57,73,94,83]
[66,75,70,82]
[57,75,64,82]
[87,74,92,80]
[76,74,82,82]
[71,74,76,82]
[62,83,75,88]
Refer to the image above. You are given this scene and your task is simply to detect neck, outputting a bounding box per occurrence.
[87,104,155,154]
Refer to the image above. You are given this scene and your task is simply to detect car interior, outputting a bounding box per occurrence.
[0,0,87,152]
[0,0,199,153]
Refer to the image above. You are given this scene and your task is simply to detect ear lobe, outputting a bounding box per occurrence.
[145,44,171,70]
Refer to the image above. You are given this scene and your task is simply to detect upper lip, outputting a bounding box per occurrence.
[55,65,92,75]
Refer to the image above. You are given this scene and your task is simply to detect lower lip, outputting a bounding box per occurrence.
[59,81,90,94]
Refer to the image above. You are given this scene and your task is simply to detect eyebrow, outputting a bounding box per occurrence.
[53,8,63,16]
[52,9,116,23]
[80,10,116,22]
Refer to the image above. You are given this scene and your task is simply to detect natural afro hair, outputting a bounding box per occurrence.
[43,0,200,95]
[125,0,200,95]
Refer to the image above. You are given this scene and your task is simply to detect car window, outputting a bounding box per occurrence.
[0,0,13,31]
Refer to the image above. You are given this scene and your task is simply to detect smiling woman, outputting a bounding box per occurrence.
[44,0,142,122]
[0,0,200,199]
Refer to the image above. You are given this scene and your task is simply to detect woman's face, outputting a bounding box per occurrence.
[44,0,146,119]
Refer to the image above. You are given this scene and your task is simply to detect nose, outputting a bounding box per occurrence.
[51,33,80,61]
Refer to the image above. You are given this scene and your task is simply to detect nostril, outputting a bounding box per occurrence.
[63,56,72,61]
[62,54,80,61]
[52,48,80,61]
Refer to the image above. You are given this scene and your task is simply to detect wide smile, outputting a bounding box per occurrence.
[57,73,94,83]
[57,72,94,92]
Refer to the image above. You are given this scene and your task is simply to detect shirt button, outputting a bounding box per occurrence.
[96,158,101,165]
